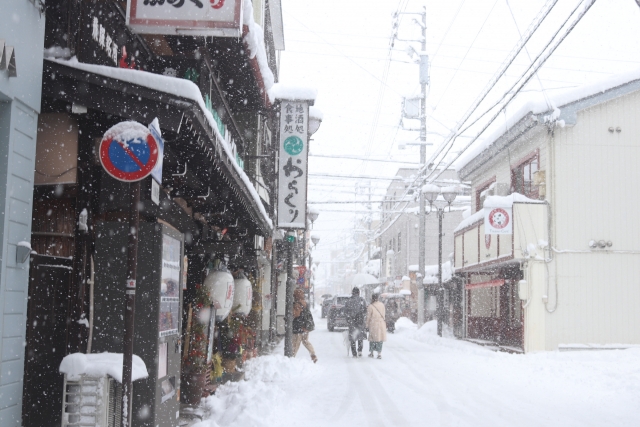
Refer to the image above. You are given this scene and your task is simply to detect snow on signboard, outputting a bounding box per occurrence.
[126,0,242,38]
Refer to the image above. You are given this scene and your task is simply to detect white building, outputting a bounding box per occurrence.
[454,70,640,352]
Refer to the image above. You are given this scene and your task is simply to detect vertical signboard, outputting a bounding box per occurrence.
[277,101,308,229]
[126,0,242,37]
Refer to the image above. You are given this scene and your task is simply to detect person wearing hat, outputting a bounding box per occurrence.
[345,287,367,357]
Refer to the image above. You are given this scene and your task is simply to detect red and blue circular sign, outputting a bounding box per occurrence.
[99,121,159,182]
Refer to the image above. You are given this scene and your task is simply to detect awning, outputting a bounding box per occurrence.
[466,279,505,290]
[43,59,272,234]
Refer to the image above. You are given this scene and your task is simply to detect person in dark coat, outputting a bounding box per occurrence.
[345,287,367,357]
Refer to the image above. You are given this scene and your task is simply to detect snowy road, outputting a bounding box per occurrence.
[195,311,640,427]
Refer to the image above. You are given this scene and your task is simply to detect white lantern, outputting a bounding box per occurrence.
[232,272,253,316]
[204,269,235,321]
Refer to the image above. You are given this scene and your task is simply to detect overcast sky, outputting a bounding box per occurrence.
[278,0,640,267]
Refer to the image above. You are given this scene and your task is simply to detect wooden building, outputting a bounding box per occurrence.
[21,0,288,425]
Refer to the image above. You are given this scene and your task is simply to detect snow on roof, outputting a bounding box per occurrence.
[483,193,544,208]
[242,0,274,92]
[453,192,544,233]
[268,83,318,103]
[408,265,419,272]
[60,352,148,383]
[401,276,410,281]
[423,261,453,285]
[455,67,640,171]
[48,57,272,229]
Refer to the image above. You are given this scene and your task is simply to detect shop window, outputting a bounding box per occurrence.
[469,287,500,317]
[511,153,539,198]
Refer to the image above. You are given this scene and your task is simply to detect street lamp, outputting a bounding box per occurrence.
[421,183,459,336]
[311,234,320,248]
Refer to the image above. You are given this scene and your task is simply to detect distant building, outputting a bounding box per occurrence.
[378,167,469,321]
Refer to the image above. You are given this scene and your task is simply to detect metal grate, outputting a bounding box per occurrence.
[62,374,122,427]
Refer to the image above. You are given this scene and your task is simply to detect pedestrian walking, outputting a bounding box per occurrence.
[345,287,367,357]
[292,289,318,363]
[366,293,387,359]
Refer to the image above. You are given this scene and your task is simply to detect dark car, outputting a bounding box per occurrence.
[327,295,351,331]
[321,295,333,318]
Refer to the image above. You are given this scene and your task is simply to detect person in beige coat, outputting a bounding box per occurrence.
[366,293,387,359]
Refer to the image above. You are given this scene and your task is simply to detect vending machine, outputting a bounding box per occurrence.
[93,221,184,427]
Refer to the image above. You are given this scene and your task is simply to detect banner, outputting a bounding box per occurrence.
[484,206,513,234]
[277,101,309,229]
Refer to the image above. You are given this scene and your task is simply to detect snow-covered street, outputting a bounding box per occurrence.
[194,311,640,427]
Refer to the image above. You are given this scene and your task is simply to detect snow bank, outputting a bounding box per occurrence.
[59,352,148,383]
[195,355,318,427]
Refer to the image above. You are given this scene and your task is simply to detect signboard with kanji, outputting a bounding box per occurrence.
[126,0,242,38]
[277,101,309,229]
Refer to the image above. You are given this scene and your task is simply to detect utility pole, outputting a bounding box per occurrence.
[418,7,429,326]
[284,231,295,357]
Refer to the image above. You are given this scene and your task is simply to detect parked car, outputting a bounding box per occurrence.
[327,295,351,331]
[321,295,333,318]
[380,293,411,332]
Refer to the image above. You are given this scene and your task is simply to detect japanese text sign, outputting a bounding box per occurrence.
[126,0,242,38]
[277,101,309,229]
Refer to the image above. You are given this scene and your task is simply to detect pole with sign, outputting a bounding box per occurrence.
[276,99,310,357]
[99,120,160,427]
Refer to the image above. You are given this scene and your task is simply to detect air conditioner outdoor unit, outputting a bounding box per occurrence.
[62,374,123,427]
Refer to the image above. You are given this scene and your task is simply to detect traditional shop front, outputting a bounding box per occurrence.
[22,1,279,426]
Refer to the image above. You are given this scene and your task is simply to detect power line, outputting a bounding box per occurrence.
[309,173,405,181]
[310,153,420,164]
[426,0,598,186]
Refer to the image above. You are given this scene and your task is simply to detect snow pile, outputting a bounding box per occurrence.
[309,106,324,120]
[268,83,318,103]
[195,355,318,427]
[43,46,71,59]
[242,0,274,92]
[59,352,148,383]
[103,121,149,146]
[423,261,453,285]
[48,57,273,229]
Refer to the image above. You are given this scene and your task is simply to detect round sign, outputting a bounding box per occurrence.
[488,208,510,230]
[99,121,159,182]
[283,136,304,156]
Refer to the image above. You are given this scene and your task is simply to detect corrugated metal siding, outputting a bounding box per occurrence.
[0,100,38,423]
[547,89,640,348]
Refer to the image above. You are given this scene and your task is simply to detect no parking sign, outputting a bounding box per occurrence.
[99,121,160,182]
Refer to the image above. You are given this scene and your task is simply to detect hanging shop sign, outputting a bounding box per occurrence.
[484,206,513,235]
[126,0,242,38]
[78,1,152,69]
[277,101,309,229]
[99,121,160,182]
